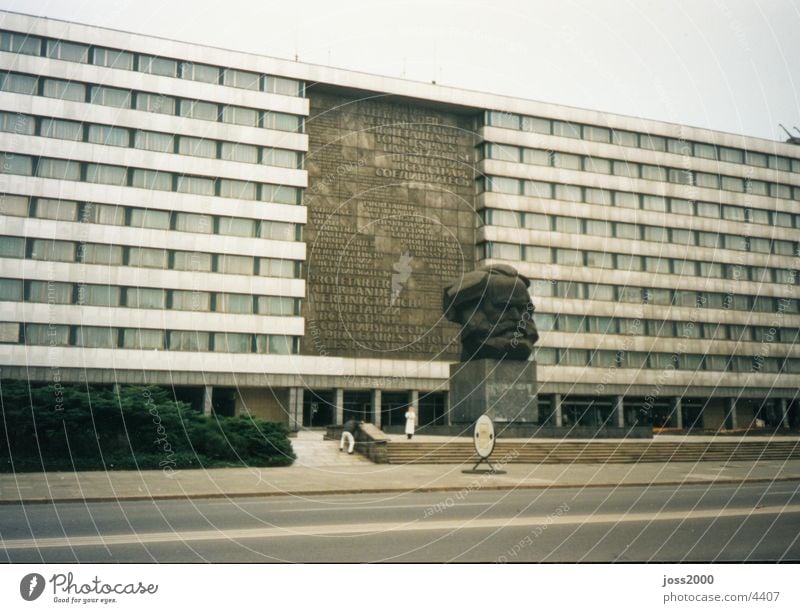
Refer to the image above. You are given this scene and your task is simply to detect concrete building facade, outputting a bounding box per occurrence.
[1,11,798,432]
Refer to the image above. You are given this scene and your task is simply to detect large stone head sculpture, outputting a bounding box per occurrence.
[443,264,539,361]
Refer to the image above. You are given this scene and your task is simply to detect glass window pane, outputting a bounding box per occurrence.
[488,176,519,194]
[93,48,133,70]
[719,147,744,163]
[219,179,256,200]
[180,100,219,122]
[668,168,693,185]
[523,212,550,230]
[131,169,172,191]
[524,246,550,263]
[40,117,82,140]
[128,247,168,268]
[0,278,23,301]
[745,150,767,167]
[612,130,638,147]
[614,192,638,208]
[613,160,638,178]
[694,142,717,160]
[218,293,253,314]
[174,212,213,234]
[37,158,81,181]
[0,32,42,55]
[90,85,131,108]
[695,172,719,189]
[524,180,551,198]
[616,255,642,271]
[87,124,129,147]
[555,248,582,266]
[223,106,258,127]
[176,175,215,195]
[267,76,301,96]
[262,148,299,169]
[641,164,667,181]
[554,216,580,233]
[0,194,29,217]
[30,239,75,261]
[642,195,667,211]
[696,202,720,218]
[0,111,34,135]
[122,328,164,350]
[268,335,293,354]
[257,296,296,315]
[721,176,744,192]
[171,290,211,311]
[25,324,69,346]
[583,157,611,174]
[521,148,549,165]
[585,188,611,205]
[488,111,519,130]
[552,152,582,170]
[213,332,250,353]
[80,243,123,265]
[129,208,170,229]
[127,287,166,309]
[180,61,219,83]
[488,209,520,227]
[518,116,549,133]
[172,251,212,272]
[554,184,582,202]
[552,121,581,139]
[260,221,296,241]
[27,280,71,303]
[139,55,177,77]
[168,330,210,351]
[79,284,120,307]
[585,219,611,236]
[583,125,610,143]
[35,198,78,221]
[488,144,519,162]
[134,130,174,153]
[177,136,216,158]
[259,258,296,278]
[0,73,37,95]
[42,79,85,102]
[223,68,260,90]
[85,163,127,186]
[135,92,175,115]
[640,134,666,151]
[220,142,258,163]
[218,254,253,274]
[586,251,613,268]
[670,198,693,215]
[218,216,255,237]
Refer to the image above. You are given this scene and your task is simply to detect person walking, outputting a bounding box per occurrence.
[340,417,360,454]
[404,407,416,440]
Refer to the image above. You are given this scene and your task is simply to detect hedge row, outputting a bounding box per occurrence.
[0,381,295,472]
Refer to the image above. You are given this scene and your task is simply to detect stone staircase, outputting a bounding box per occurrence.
[384,438,800,465]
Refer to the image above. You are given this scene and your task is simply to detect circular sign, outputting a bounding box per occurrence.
[473,414,495,459]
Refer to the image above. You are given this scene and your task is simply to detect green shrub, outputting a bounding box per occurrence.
[0,381,295,472]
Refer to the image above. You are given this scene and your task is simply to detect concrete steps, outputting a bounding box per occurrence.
[384,439,800,464]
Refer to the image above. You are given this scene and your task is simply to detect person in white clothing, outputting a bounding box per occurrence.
[339,417,360,454]
[404,408,416,440]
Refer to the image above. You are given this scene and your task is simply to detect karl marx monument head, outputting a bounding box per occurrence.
[443,264,539,361]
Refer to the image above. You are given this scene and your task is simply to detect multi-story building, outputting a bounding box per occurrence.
[1,11,798,433]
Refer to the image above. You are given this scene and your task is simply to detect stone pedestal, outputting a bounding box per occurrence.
[449,359,538,424]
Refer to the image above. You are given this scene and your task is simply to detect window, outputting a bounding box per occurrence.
[555,216,580,233]
[180,61,219,83]
[265,76,301,96]
[586,251,613,268]
[262,148,300,169]
[0,111,34,134]
[217,293,253,314]
[749,238,771,254]
[180,100,219,122]
[524,245,551,263]
[122,328,164,350]
[675,290,698,307]
[259,258,296,278]
[747,208,771,225]
[267,335,294,354]
[552,152,582,170]
[721,176,744,192]
[521,148,549,166]
[523,212,550,230]
[90,85,131,108]
[85,163,127,186]
[643,226,668,242]
[487,209,519,227]
[488,144,519,162]
[523,180,551,199]
[79,284,120,307]
[612,130,638,147]
[585,188,612,205]
[696,231,719,248]
[176,175,215,196]
[696,202,720,218]
[138,54,178,77]
[134,130,174,153]
[218,254,253,275]
[25,324,70,346]
[42,78,85,102]
[670,229,693,245]
[260,221,296,241]
[127,247,167,269]
[0,72,37,94]
[221,105,258,127]
[724,234,747,251]
[613,160,638,178]
[489,242,520,260]
[641,165,667,181]
[745,150,767,167]
[131,169,172,191]
[552,121,581,139]
[585,219,611,236]
[644,257,670,274]
[769,155,791,172]
[774,240,795,255]
[220,142,259,164]
[171,290,211,311]
[223,68,261,90]
[747,179,769,195]
[45,39,88,62]
[257,296,297,316]
[694,172,719,189]
[616,255,643,271]
[168,330,210,351]
[135,92,175,115]
[554,184,582,202]
[586,283,614,301]
[30,239,75,262]
[174,212,213,234]
[88,125,130,147]
[640,134,666,151]
[488,176,519,194]
[773,212,793,228]
[583,125,610,143]
[614,192,638,208]
[648,288,673,305]
[2,154,33,175]
[520,116,550,133]
[218,216,255,237]
[92,48,133,70]
[262,185,300,205]
[172,251,212,272]
[694,142,718,159]
[583,157,612,174]
[177,136,216,158]
[35,198,78,221]
[27,280,72,303]
[0,31,41,55]
[130,209,170,230]
[263,111,301,132]
[719,147,744,163]
[642,195,667,212]
[555,281,581,299]
[0,278,23,300]
[0,194,29,217]
[127,287,166,309]
[555,248,582,267]
[672,259,696,277]
[722,205,745,221]
[213,332,251,353]
[770,183,792,199]
[614,222,638,239]
[668,168,693,185]
[80,243,123,265]
[487,111,519,130]
[219,179,256,200]
[37,159,81,181]
[40,117,82,140]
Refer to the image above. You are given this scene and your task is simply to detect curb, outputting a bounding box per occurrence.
[1,476,797,506]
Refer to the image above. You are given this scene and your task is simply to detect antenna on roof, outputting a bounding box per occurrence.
[779,123,800,145]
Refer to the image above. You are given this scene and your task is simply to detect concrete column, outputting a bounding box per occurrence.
[202,385,213,417]
[673,397,683,430]
[371,388,382,429]
[444,392,451,426]
[288,387,302,432]
[553,393,563,427]
[725,398,737,430]
[334,388,344,425]
[779,398,789,429]
[614,396,624,428]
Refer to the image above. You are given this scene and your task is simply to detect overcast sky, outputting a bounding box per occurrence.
[2,0,799,141]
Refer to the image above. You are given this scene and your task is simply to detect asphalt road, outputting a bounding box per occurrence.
[1,481,798,562]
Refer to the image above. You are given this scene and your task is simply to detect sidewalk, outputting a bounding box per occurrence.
[2,432,799,504]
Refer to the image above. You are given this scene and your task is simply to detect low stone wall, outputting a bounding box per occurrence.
[325,424,391,462]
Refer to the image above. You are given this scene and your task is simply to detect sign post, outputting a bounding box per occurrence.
[462,414,506,474]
